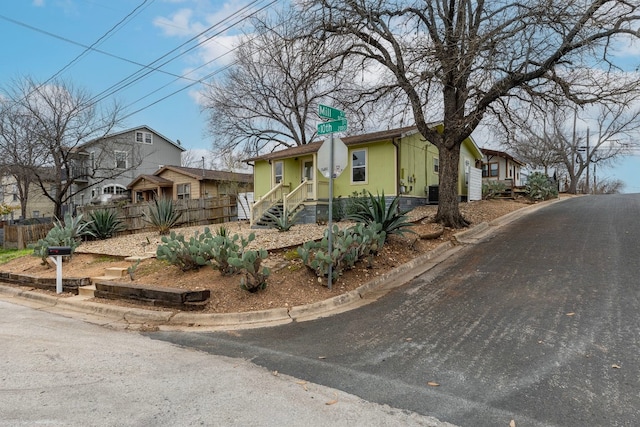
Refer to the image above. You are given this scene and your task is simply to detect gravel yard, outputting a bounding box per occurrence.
[77,199,530,257]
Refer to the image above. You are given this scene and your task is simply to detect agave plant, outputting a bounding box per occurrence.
[264,208,301,232]
[85,209,126,240]
[143,197,182,235]
[346,191,414,237]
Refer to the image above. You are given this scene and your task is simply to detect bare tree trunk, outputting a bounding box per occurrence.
[435,143,468,228]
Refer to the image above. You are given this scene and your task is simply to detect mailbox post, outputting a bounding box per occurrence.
[47,246,72,294]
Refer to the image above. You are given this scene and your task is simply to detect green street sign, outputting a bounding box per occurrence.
[318,104,345,120]
[317,118,347,135]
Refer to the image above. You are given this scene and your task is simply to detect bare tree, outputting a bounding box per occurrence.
[0,77,132,218]
[0,99,46,218]
[592,178,626,194]
[501,101,639,194]
[201,9,367,158]
[300,0,640,227]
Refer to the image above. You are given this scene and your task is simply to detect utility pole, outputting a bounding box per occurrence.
[585,128,590,194]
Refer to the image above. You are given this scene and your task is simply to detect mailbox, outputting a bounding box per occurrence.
[47,246,72,256]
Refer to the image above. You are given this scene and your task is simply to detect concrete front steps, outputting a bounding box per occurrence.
[80,267,130,298]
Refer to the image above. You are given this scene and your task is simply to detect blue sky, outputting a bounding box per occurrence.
[0,0,638,192]
[0,0,256,162]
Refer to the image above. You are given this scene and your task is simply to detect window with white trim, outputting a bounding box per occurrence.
[434,157,440,173]
[177,183,191,199]
[115,151,127,169]
[351,149,367,183]
[103,184,127,195]
[136,131,153,144]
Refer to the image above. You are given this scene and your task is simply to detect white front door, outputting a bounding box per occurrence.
[303,160,314,199]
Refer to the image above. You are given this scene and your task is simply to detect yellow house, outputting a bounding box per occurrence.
[245,126,483,226]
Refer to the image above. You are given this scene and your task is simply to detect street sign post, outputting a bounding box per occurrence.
[316,104,348,290]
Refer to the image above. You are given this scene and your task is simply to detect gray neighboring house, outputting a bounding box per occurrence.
[67,125,185,208]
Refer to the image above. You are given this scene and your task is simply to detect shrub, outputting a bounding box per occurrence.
[297,223,385,282]
[32,213,93,263]
[156,228,257,276]
[156,228,216,272]
[344,190,368,217]
[156,227,270,291]
[346,191,414,238]
[229,248,270,292]
[482,181,507,199]
[85,209,126,240]
[526,172,558,201]
[264,208,301,232]
[144,198,181,235]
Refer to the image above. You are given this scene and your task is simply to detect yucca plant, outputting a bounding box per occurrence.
[347,191,414,237]
[85,209,126,239]
[264,208,301,232]
[143,198,182,235]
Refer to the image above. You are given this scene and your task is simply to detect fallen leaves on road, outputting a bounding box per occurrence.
[427,381,440,387]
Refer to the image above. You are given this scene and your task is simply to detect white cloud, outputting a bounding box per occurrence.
[154,8,203,37]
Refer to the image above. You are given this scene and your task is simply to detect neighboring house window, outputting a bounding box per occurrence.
[482,162,499,178]
[136,131,153,144]
[177,183,190,199]
[91,188,97,198]
[115,151,127,169]
[33,211,40,218]
[434,157,439,173]
[90,151,95,169]
[351,149,367,183]
[274,161,283,184]
[103,184,127,195]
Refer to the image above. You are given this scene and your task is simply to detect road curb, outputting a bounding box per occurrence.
[0,197,571,330]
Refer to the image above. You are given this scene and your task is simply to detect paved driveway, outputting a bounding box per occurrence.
[150,194,640,426]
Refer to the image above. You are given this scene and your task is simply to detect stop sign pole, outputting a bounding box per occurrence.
[317,105,347,289]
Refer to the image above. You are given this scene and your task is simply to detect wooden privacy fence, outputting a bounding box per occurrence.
[3,223,54,250]
[78,195,238,235]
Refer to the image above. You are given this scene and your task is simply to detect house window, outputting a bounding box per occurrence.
[115,151,127,169]
[482,162,499,178]
[90,151,95,169]
[434,157,439,173]
[274,161,283,184]
[177,183,191,199]
[351,149,367,183]
[136,131,153,144]
[33,211,40,218]
[103,184,127,195]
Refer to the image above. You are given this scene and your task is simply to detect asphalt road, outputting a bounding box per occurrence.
[149,194,640,427]
[0,300,447,427]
